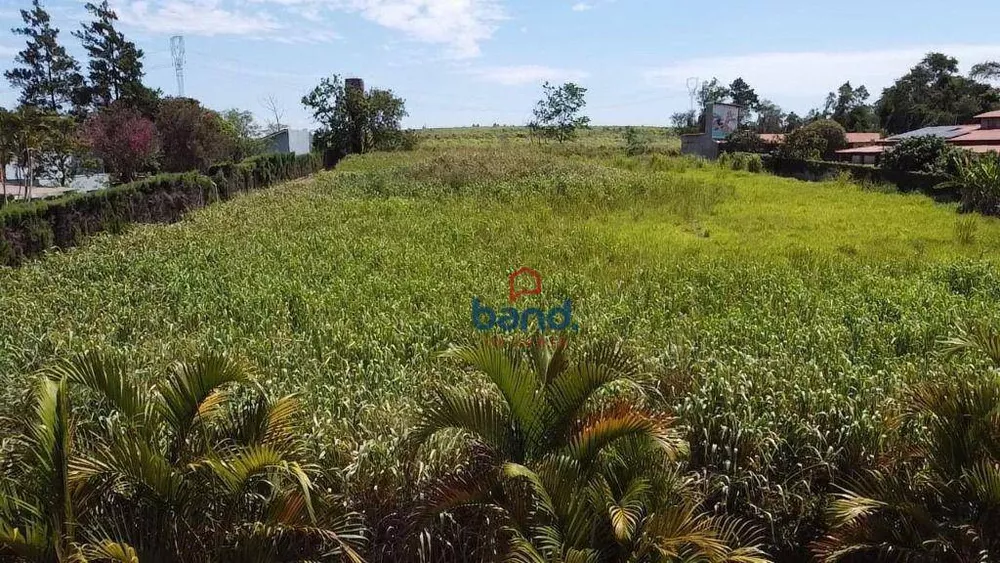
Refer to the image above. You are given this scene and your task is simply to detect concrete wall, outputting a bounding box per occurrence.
[680,133,720,159]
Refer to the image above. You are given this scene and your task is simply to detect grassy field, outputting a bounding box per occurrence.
[2,135,999,556]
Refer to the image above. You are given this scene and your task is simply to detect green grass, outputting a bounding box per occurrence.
[2,141,1000,553]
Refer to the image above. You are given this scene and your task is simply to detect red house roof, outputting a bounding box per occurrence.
[845,132,882,144]
[974,110,1000,119]
[951,129,1000,142]
[966,145,1000,153]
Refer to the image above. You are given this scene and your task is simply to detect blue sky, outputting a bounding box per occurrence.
[0,0,998,129]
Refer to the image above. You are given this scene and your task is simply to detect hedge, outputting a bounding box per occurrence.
[0,152,322,267]
[762,156,959,202]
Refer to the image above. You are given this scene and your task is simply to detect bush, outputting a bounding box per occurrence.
[779,120,848,160]
[622,126,651,156]
[941,153,1000,215]
[0,152,322,266]
[719,152,764,172]
[725,129,764,153]
[763,155,958,200]
[883,136,965,175]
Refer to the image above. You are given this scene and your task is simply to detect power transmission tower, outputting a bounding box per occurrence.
[170,36,186,97]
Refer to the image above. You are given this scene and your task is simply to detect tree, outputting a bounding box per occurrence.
[881,135,964,175]
[728,77,759,127]
[824,82,878,132]
[0,352,366,561]
[72,0,146,109]
[81,102,158,183]
[755,99,786,133]
[5,0,86,114]
[528,82,590,143]
[220,109,263,162]
[941,153,1000,215]
[302,75,410,154]
[697,78,730,109]
[779,120,847,161]
[408,340,768,562]
[670,110,698,134]
[877,53,1000,134]
[784,112,804,132]
[971,61,1000,82]
[261,94,286,134]
[156,98,232,172]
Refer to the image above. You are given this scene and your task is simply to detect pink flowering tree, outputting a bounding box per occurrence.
[81,103,159,184]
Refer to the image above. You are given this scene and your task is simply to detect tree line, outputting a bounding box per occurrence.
[0,0,299,199]
[671,52,1000,135]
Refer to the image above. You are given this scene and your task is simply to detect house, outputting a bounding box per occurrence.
[834,110,1000,164]
[261,128,313,156]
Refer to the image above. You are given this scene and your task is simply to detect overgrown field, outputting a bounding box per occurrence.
[2,141,1000,557]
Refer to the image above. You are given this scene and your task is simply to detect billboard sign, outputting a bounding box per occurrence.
[710,103,741,140]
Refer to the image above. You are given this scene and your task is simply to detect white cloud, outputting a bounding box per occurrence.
[114,0,505,58]
[113,0,280,36]
[571,2,593,11]
[331,0,505,58]
[471,65,589,86]
[644,44,1000,101]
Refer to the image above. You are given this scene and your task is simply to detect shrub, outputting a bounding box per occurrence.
[780,120,847,160]
[941,153,1000,215]
[725,129,764,153]
[157,97,233,173]
[883,135,965,175]
[0,152,321,266]
[622,126,651,156]
[80,102,159,184]
[719,152,764,172]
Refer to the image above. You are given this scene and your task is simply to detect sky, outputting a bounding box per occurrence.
[0,0,998,129]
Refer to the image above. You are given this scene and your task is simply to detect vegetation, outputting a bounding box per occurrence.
[302,75,411,157]
[156,98,234,173]
[882,135,964,175]
[942,153,1000,215]
[80,102,158,183]
[4,130,1000,559]
[779,120,848,160]
[529,82,590,143]
[0,352,365,561]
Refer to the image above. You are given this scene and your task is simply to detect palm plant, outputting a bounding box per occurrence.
[813,325,1000,562]
[939,153,1000,216]
[407,339,769,562]
[0,352,365,563]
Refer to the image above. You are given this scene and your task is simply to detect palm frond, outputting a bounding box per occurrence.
[503,462,557,518]
[941,323,1000,367]
[408,387,518,458]
[70,433,182,506]
[29,376,74,557]
[566,405,686,465]
[445,343,548,447]
[76,540,140,563]
[158,352,249,459]
[42,352,146,422]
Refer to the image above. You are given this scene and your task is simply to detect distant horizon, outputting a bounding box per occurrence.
[0,0,998,129]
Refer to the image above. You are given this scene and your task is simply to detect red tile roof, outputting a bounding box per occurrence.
[951,129,1000,142]
[974,110,1000,119]
[836,145,886,154]
[758,133,785,143]
[845,132,882,144]
[965,145,1000,153]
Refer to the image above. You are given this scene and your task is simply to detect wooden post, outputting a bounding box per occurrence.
[345,78,365,155]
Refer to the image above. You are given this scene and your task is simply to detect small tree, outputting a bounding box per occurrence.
[220,108,262,162]
[779,127,827,160]
[302,75,409,156]
[156,97,231,172]
[81,103,158,183]
[528,82,590,143]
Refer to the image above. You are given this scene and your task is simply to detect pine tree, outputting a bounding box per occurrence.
[73,0,146,108]
[5,0,86,114]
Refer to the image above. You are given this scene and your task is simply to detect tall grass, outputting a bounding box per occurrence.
[2,144,1000,558]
